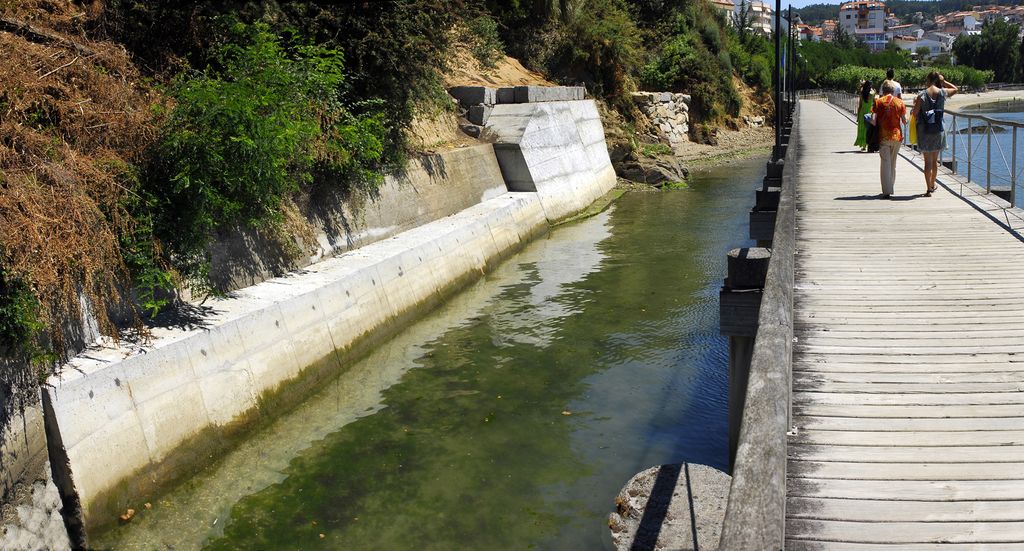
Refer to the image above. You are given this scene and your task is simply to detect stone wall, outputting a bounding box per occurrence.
[631,92,692,147]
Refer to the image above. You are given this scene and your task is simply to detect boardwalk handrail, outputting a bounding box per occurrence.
[718,102,798,549]
[802,88,1024,207]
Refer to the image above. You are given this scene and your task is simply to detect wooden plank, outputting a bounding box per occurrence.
[794,403,1024,419]
[793,372,1024,384]
[791,429,1024,447]
[787,496,1024,523]
[793,415,1024,432]
[786,519,1024,544]
[797,325,1024,334]
[789,444,1024,463]
[793,381,1024,394]
[793,392,1024,406]
[789,460,1024,481]
[788,478,1024,501]
[795,353,1024,364]
[787,541,1024,551]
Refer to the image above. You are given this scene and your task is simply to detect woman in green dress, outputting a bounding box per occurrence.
[854,79,875,151]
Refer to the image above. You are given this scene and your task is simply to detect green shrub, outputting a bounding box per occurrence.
[0,269,45,364]
[819,64,993,92]
[464,14,504,68]
[151,21,386,293]
[547,0,642,102]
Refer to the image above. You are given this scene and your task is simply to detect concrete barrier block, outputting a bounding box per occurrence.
[134,381,209,463]
[496,87,516,104]
[184,324,247,379]
[232,305,303,391]
[115,343,198,407]
[49,362,138,452]
[196,368,257,427]
[277,291,335,370]
[65,407,150,515]
[449,86,496,107]
[468,104,493,126]
[514,86,585,103]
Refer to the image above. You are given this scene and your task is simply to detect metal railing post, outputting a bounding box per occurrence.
[1014,127,1018,207]
[987,121,993,193]
[968,121,973,184]
[951,114,957,174]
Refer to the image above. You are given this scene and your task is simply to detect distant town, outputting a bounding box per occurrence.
[716,0,1024,60]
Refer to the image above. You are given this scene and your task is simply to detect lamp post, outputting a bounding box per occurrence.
[774,0,782,158]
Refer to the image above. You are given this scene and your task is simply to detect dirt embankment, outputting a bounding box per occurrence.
[407,51,556,152]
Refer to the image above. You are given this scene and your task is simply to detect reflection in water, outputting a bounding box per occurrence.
[95,156,764,550]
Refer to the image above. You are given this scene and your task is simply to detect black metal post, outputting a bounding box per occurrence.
[789,6,795,111]
[774,0,781,158]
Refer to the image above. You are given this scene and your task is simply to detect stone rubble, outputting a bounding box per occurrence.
[631,92,692,147]
[0,463,71,551]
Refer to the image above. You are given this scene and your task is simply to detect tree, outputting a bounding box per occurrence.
[953,20,1022,82]
[833,24,855,49]
[915,45,932,61]
[731,0,755,45]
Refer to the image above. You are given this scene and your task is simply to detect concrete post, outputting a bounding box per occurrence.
[719,247,771,472]
[750,186,781,246]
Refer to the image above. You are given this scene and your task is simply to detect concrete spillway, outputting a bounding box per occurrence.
[40,97,616,541]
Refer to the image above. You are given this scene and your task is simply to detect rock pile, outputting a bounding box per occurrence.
[631,92,692,146]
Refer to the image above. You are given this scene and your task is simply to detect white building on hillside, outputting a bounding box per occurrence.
[746,0,774,37]
[893,36,947,59]
[712,0,736,25]
[839,1,887,50]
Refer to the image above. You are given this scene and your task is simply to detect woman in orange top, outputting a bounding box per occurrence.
[872,80,907,198]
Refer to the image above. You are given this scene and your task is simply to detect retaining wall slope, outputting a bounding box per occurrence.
[487,100,617,222]
[41,98,616,541]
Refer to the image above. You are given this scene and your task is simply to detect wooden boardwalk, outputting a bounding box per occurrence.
[786,100,1024,548]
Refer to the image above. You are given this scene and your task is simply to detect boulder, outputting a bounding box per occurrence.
[459,123,482,138]
[630,92,656,106]
[614,155,688,187]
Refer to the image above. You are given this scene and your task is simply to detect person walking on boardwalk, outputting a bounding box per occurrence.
[912,71,958,196]
[872,80,907,198]
[886,68,903,98]
[854,79,875,151]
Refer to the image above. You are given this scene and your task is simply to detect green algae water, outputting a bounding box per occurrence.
[93,155,765,550]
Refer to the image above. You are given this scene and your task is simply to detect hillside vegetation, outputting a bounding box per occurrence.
[0,0,774,382]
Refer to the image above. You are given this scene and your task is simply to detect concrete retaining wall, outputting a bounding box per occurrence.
[487,100,617,223]
[208,144,508,292]
[41,99,615,541]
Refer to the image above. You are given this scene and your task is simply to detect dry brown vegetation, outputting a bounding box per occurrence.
[0,0,162,354]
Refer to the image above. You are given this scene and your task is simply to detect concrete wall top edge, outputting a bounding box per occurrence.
[54,191,532,387]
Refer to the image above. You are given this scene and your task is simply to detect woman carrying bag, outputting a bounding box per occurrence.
[872,80,907,198]
[912,71,958,196]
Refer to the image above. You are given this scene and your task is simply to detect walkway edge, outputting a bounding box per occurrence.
[718,103,799,549]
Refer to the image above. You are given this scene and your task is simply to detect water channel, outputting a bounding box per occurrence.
[94,153,766,550]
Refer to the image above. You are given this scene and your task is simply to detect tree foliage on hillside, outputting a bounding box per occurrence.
[1,0,775,367]
[150,21,387,294]
[953,20,1024,82]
